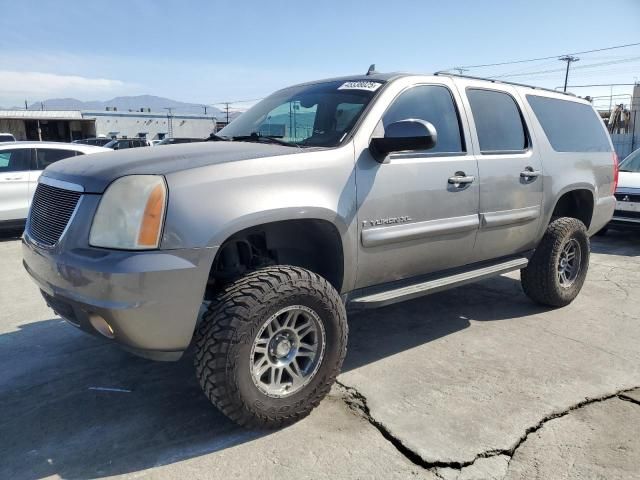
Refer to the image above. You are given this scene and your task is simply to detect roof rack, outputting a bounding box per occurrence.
[433,71,576,97]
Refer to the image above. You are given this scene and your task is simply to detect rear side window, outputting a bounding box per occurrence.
[467,89,528,153]
[0,149,31,172]
[382,85,464,154]
[36,149,77,169]
[526,95,611,152]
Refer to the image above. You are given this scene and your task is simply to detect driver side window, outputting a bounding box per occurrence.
[382,85,465,154]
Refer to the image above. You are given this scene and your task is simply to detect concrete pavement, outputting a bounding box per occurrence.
[1,230,638,479]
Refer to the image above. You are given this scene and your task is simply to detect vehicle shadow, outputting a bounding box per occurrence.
[0,228,23,243]
[591,228,640,257]
[0,273,547,479]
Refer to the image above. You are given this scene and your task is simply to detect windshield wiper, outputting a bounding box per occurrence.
[231,133,300,148]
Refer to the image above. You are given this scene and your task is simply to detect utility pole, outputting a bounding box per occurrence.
[164,107,174,138]
[222,102,230,124]
[24,100,28,110]
[559,55,579,92]
[202,105,208,115]
[453,67,468,75]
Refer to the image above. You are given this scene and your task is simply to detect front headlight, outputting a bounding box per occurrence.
[89,175,167,250]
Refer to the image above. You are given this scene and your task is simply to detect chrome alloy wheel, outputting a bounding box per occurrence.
[250,305,326,398]
[557,238,581,287]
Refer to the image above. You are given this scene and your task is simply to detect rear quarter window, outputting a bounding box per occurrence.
[526,95,611,152]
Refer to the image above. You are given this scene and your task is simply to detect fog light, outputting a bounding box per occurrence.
[89,314,115,339]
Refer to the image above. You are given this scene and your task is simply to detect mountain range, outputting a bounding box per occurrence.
[10,95,222,116]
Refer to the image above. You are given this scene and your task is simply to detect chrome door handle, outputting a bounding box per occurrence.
[448,173,475,186]
[520,168,541,179]
[4,177,24,181]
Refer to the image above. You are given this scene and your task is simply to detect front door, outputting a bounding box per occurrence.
[0,148,32,221]
[457,82,543,261]
[355,82,479,289]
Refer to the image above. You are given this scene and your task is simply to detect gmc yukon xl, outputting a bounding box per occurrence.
[22,71,617,428]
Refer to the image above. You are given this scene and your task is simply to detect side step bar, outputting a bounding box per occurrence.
[348,257,528,309]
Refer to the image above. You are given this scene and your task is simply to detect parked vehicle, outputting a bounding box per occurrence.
[0,133,16,142]
[72,137,113,147]
[0,142,108,229]
[156,137,205,145]
[22,72,616,428]
[150,140,163,146]
[104,138,149,150]
[606,147,640,230]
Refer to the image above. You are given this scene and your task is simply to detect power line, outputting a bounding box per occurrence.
[457,41,640,69]
[488,56,640,79]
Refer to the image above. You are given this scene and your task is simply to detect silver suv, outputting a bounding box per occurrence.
[22,72,617,428]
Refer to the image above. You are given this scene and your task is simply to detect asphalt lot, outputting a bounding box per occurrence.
[1,230,639,480]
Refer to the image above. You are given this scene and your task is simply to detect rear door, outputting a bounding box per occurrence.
[457,81,543,261]
[0,148,32,221]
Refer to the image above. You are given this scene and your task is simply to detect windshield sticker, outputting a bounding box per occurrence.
[338,81,382,92]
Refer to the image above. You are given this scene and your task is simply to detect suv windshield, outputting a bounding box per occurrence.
[620,148,640,173]
[218,79,385,148]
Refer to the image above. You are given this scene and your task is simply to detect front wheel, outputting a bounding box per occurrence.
[521,217,590,307]
[194,266,348,428]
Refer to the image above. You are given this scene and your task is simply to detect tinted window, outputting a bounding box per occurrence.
[526,95,611,153]
[382,85,464,153]
[621,148,640,172]
[0,149,30,172]
[467,89,527,153]
[36,149,76,169]
[0,134,15,142]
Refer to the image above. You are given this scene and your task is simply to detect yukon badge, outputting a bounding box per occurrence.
[362,216,412,228]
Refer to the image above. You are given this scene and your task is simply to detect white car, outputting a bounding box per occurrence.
[0,142,109,228]
[609,148,640,230]
[0,133,16,143]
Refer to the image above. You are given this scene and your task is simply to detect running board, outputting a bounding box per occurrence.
[348,257,529,309]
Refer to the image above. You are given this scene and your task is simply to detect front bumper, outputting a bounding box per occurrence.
[22,232,216,361]
[609,215,640,229]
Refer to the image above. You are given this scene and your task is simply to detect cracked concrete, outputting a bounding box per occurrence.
[1,229,639,479]
[338,378,640,479]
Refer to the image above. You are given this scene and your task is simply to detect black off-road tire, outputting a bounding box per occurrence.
[521,217,590,307]
[194,266,348,429]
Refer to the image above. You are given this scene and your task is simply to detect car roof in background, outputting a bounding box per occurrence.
[0,141,110,152]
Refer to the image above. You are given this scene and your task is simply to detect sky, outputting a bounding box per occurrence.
[1,0,639,111]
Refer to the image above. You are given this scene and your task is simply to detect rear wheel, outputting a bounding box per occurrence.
[521,217,590,307]
[194,266,347,428]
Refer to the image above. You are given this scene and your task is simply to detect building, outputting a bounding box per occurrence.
[0,109,220,142]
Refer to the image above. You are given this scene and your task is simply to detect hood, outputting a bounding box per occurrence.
[617,171,640,190]
[42,141,302,193]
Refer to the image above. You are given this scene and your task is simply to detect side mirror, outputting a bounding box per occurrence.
[370,119,437,161]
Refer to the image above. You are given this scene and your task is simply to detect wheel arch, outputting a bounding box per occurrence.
[547,185,596,229]
[205,214,347,297]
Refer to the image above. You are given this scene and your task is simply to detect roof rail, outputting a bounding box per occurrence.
[433,71,576,97]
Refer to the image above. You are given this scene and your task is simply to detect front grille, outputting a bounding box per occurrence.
[615,192,640,203]
[28,183,82,246]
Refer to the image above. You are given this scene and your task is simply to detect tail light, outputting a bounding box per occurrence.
[612,152,619,194]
